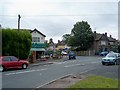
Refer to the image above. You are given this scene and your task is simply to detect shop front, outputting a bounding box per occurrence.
[30,43,46,63]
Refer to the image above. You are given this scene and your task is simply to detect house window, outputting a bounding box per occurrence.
[109,42,114,45]
[32,37,38,42]
[38,37,40,42]
[101,41,106,45]
[32,37,41,42]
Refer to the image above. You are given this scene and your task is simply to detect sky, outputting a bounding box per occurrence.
[0,0,119,43]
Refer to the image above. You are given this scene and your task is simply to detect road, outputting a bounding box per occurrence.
[2,56,119,89]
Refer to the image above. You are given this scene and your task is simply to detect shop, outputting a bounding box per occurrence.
[29,29,46,63]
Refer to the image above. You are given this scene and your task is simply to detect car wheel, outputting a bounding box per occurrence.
[22,64,27,69]
[114,61,117,65]
[116,61,120,65]
[69,57,71,60]
[0,66,5,72]
[102,62,105,65]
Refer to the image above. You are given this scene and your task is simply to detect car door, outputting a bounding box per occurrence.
[2,56,11,69]
[9,56,20,68]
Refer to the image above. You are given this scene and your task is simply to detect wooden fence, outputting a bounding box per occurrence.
[76,50,95,56]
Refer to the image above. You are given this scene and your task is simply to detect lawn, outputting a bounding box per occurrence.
[67,76,118,90]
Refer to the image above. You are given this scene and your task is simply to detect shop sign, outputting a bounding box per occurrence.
[32,43,46,48]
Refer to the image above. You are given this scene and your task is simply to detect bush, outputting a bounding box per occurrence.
[2,28,32,59]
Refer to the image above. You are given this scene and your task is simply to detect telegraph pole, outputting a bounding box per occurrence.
[18,14,21,30]
[18,14,21,58]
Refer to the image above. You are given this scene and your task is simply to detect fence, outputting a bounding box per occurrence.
[76,50,95,56]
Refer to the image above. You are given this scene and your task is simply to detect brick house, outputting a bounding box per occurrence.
[93,31,117,55]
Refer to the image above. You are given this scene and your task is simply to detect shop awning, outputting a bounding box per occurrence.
[30,48,45,51]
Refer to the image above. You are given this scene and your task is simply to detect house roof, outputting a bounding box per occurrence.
[95,33,116,42]
[56,40,66,46]
[30,28,46,37]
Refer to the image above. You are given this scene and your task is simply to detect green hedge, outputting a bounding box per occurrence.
[2,28,32,59]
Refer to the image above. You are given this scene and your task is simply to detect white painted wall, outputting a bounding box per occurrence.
[31,31,45,43]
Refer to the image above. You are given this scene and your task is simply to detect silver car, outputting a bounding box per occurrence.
[102,52,120,65]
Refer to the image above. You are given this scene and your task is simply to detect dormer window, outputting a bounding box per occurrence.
[101,41,106,45]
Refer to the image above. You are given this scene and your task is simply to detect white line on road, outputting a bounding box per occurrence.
[91,61,100,64]
[5,68,48,76]
[64,64,85,68]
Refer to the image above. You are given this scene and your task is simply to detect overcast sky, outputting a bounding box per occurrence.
[0,0,119,43]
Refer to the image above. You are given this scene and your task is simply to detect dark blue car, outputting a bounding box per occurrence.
[99,51,108,56]
[68,51,76,60]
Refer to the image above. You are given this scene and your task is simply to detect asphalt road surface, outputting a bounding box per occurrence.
[1,56,119,89]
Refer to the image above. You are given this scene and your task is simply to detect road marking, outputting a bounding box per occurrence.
[5,68,48,76]
[43,65,48,66]
[64,64,85,68]
[91,61,100,64]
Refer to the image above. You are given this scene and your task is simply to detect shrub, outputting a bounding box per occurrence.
[2,28,32,59]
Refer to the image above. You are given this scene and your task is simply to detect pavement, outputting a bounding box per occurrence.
[29,57,68,67]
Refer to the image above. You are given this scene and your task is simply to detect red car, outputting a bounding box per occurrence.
[0,56,29,71]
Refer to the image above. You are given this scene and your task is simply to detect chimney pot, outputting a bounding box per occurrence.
[110,35,112,37]
[105,32,107,36]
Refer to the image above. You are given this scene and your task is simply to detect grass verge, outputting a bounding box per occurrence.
[67,76,118,90]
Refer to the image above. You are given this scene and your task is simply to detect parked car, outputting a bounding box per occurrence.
[102,52,120,65]
[99,51,109,56]
[68,51,76,60]
[0,56,29,71]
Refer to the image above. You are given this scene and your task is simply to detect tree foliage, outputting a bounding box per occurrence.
[118,45,120,53]
[2,28,32,59]
[63,21,94,51]
[62,34,71,44]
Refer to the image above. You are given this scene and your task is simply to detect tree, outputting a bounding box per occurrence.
[62,34,71,44]
[118,45,120,53]
[68,21,94,50]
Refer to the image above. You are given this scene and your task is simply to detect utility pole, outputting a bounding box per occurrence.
[18,14,21,58]
[18,14,21,30]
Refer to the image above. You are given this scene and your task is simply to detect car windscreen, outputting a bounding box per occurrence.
[106,53,116,58]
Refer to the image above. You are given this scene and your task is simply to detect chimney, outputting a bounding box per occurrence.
[105,32,107,37]
[94,31,96,38]
[94,31,96,34]
[110,35,112,38]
